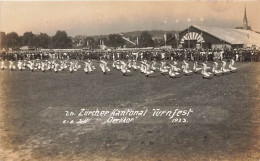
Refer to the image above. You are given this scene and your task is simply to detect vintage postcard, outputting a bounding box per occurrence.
[0,1,259,161]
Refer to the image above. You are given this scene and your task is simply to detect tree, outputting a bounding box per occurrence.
[5,32,21,49]
[35,33,51,49]
[166,32,173,39]
[139,31,154,47]
[50,30,72,49]
[108,34,125,48]
[0,32,6,49]
[21,31,35,47]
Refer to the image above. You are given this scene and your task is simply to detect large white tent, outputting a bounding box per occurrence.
[193,25,260,47]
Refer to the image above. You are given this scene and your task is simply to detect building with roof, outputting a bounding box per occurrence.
[163,6,260,49]
[20,46,35,51]
[164,25,260,49]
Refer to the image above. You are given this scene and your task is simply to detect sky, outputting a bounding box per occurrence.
[0,1,260,36]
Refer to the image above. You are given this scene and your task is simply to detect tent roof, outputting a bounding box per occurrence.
[20,46,30,50]
[192,25,260,45]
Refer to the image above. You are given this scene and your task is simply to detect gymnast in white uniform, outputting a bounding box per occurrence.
[112,53,116,69]
[47,60,52,71]
[193,61,202,74]
[120,60,131,76]
[220,60,230,74]
[115,60,121,70]
[212,61,222,75]
[74,60,81,71]
[132,59,140,71]
[1,60,7,70]
[201,62,213,79]
[172,61,181,73]
[140,60,147,73]
[228,59,237,72]
[159,60,168,74]
[100,59,110,74]
[17,60,25,71]
[151,60,158,71]
[112,59,117,69]
[9,60,16,71]
[169,63,181,78]
[127,59,132,69]
[36,60,41,70]
[69,61,75,73]
[84,60,95,73]
[182,60,192,75]
[144,61,154,77]
[60,60,67,71]
[54,61,60,73]
[84,61,90,73]
[41,61,47,72]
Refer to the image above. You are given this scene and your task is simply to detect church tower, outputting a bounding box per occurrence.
[243,6,249,30]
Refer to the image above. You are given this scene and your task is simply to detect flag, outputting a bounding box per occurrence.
[175,33,179,40]
[200,17,204,22]
[176,19,179,23]
[187,18,191,22]
[164,32,167,42]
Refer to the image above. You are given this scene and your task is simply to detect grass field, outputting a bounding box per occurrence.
[0,62,259,161]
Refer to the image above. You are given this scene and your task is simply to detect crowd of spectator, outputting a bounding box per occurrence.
[1,48,259,62]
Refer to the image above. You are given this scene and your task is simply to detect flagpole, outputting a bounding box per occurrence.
[176,19,179,49]
[201,30,203,48]
[0,34,1,50]
[164,32,166,47]
[188,27,190,49]
[200,17,204,49]
[187,18,191,49]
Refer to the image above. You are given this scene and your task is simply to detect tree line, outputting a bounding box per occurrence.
[0,30,172,50]
[0,31,72,50]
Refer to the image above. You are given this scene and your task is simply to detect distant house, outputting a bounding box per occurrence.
[119,33,137,48]
[20,46,35,51]
[152,36,163,41]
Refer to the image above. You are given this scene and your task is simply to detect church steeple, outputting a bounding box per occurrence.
[243,5,249,30]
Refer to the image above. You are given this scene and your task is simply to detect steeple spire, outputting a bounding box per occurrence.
[244,5,247,19]
[243,5,248,30]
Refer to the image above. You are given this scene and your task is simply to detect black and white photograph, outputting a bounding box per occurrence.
[0,1,259,160]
